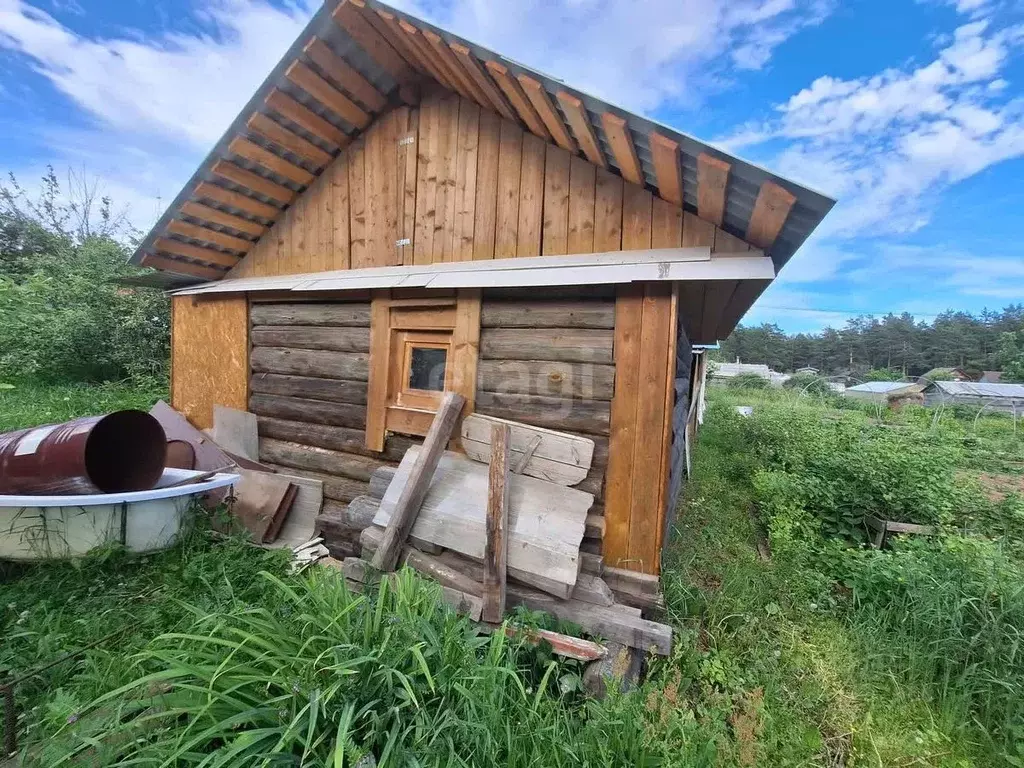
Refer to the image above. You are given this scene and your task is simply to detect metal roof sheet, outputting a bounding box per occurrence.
[129,0,835,285]
[932,381,1024,398]
[847,381,916,393]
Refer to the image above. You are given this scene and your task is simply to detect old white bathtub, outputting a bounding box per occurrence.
[0,469,238,561]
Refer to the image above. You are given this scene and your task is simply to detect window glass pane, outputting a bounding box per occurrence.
[408,346,447,391]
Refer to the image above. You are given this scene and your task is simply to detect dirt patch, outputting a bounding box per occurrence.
[972,471,1024,502]
[728,687,764,766]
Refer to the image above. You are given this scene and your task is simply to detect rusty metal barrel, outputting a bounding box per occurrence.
[0,410,167,495]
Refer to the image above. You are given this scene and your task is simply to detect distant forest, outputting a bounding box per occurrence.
[717,305,1024,378]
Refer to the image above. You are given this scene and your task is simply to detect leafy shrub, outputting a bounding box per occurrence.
[727,372,771,390]
[864,368,904,382]
[782,372,833,396]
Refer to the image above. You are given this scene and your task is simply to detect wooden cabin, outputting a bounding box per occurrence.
[131,0,834,575]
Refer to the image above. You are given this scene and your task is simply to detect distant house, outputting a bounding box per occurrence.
[795,366,819,375]
[980,371,1003,384]
[920,367,971,383]
[711,361,790,386]
[845,381,923,403]
[923,381,1024,414]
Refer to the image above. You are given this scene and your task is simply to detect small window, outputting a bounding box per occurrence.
[408,346,447,391]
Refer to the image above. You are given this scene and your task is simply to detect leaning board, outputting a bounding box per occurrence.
[460,414,595,486]
[373,447,591,587]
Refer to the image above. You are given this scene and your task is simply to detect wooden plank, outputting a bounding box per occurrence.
[154,237,238,268]
[289,188,310,273]
[330,151,351,270]
[600,113,642,185]
[475,391,610,436]
[251,346,368,380]
[716,279,770,340]
[413,94,438,264]
[541,144,571,255]
[374,447,591,588]
[696,152,730,227]
[166,219,250,253]
[494,119,523,258]
[423,29,487,103]
[650,197,683,248]
[348,137,368,268]
[227,137,315,186]
[263,471,323,549]
[604,285,643,568]
[332,1,414,84]
[461,413,594,486]
[516,133,546,257]
[483,61,550,140]
[180,201,265,237]
[571,573,614,606]
[480,299,614,329]
[713,227,750,254]
[746,180,796,249]
[213,405,258,461]
[257,419,412,463]
[472,109,501,259]
[286,61,370,130]
[212,160,296,204]
[453,99,481,261]
[265,88,348,147]
[247,112,333,167]
[194,182,280,220]
[450,288,481,416]
[250,302,370,326]
[370,392,466,571]
[363,8,429,75]
[592,168,623,252]
[396,108,418,265]
[259,438,392,481]
[519,75,575,151]
[449,43,516,120]
[681,210,716,247]
[304,37,386,113]
[361,525,482,596]
[557,91,605,167]
[250,393,366,429]
[396,19,454,90]
[364,290,391,452]
[567,155,596,254]
[480,327,613,364]
[232,470,295,542]
[475,359,615,401]
[432,91,460,262]
[252,369,367,404]
[482,423,511,622]
[251,325,369,352]
[141,253,224,280]
[503,626,607,661]
[648,132,682,206]
[621,183,653,250]
[413,28,471,98]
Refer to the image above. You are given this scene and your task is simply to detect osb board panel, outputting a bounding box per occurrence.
[171,295,248,430]
[229,87,753,278]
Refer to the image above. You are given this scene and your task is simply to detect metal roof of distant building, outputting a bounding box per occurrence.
[847,381,916,393]
[932,381,1024,398]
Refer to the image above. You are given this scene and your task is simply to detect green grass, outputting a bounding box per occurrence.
[0,378,167,432]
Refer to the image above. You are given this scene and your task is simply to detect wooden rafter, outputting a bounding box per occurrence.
[213,159,297,204]
[599,112,642,186]
[226,138,315,186]
[304,38,387,113]
[483,62,550,140]
[246,113,333,168]
[648,132,682,206]
[194,182,281,220]
[556,92,605,167]
[696,153,730,227]
[332,0,414,85]
[286,61,370,129]
[746,181,796,249]
[361,8,429,75]
[154,237,239,268]
[166,219,252,252]
[392,17,453,89]
[518,75,576,152]
[423,29,488,103]
[264,88,348,147]
[448,43,515,121]
[180,201,266,237]
[140,253,224,280]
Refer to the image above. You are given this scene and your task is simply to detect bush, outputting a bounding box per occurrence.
[727,372,771,390]
[783,372,834,397]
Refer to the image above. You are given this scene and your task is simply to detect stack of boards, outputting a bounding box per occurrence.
[320,413,672,656]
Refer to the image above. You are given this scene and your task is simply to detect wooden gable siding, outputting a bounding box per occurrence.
[228,87,754,279]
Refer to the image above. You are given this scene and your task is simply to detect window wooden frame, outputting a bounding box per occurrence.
[365,288,480,449]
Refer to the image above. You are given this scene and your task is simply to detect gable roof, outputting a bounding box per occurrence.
[129,0,836,282]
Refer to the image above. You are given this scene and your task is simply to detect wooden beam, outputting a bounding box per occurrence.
[449,43,516,121]
[286,61,370,130]
[484,61,550,141]
[246,113,333,168]
[225,139,315,187]
[396,19,455,90]
[518,75,576,152]
[745,180,796,249]
[556,91,605,167]
[362,8,429,76]
[370,391,466,571]
[423,29,488,103]
[212,160,297,204]
[180,201,266,237]
[304,37,386,113]
[332,0,414,85]
[166,219,251,252]
[482,422,511,623]
[648,132,683,205]
[696,152,730,227]
[265,88,348,147]
[600,112,642,186]
[193,182,281,220]
[154,237,239,268]
[140,252,224,280]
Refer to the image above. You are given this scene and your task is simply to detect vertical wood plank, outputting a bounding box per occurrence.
[433,92,460,262]
[621,183,653,250]
[453,100,481,261]
[651,197,683,248]
[365,117,382,266]
[413,92,438,264]
[381,109,401,266]
[541,144,570,255]
[291,189,310,273]
[494,119,523,258]
[516,132,546,257]
[365,289,392,452]
[567,155,596,254]
[451,287,481,423]
[472,109,501,259]
[349,136,368,268]
[604,285,643,568]
[483,422,511,623]
[330,151,351,270]
[593,167,623,252]
[273,205,291,276]
[681,210,715,248]
[317,172,334,272]
[395,107,418,265]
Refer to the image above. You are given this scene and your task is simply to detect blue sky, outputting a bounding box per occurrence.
[1,0,1021,334]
